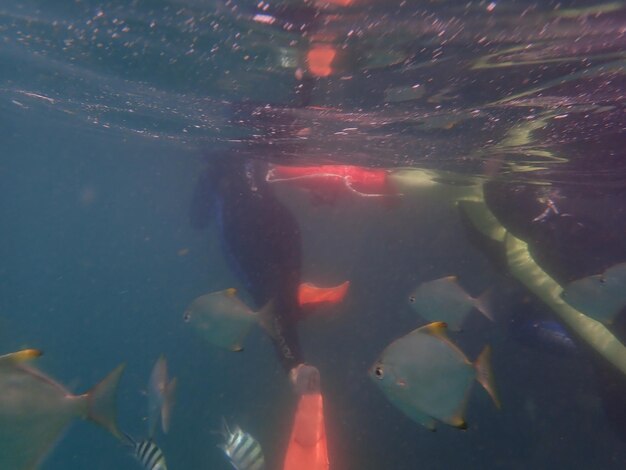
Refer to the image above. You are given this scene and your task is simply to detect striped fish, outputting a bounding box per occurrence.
[218,419,266,470]
[123,433,168,470]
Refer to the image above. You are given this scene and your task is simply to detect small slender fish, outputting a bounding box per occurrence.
[370,322,499,430]
[123,433,168,470]
[218,419,266,470]
[511,317,578,357]
[183,288,270,352]
[408,276,493,331]
[147,355,176,437]
[561,262,626,324]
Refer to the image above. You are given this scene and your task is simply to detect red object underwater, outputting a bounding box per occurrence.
[266,164,399,199]
[283,393,329,470]
[298,281,350,308]
[284,365,329,470]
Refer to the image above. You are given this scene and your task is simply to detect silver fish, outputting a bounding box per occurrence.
[0,349,124,470]
[408,276,493,331]
[370,322,499,430]
[124,433,167,470]
[147,355,176,437]
[561,262,626,324]
[218,419,266,470]
[184,288,269,352]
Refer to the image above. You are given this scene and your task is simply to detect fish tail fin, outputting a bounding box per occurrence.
[474,346,500,409]
[84,363,126,439]
[257,300,278,340]
[161,377,177,434]
[474,288,495,321]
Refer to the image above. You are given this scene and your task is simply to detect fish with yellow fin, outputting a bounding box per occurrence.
[408,276,493,331]
[183,288,272,352]
[369,322,499,430]
[0,348,125,469]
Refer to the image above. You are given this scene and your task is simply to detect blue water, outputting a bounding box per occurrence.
[2,0,626,468]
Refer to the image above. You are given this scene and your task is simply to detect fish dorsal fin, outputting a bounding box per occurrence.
[85,363,126,439]
[0,348,42,366]
[418,322,450,340]
[224,288,237,297]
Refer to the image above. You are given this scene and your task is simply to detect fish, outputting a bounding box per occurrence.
[0,348,125,470]
[369,322,499,430]
[457,189,626,442]
[527,320,578,355]
[218,419,266,470]
[184,282,348,352]
[123,433,167,470]
[510,311,578,357]
[190,157,304,372]
[183,288,269,352]
[147,355,176,437]
[408,276,493,331]
[561,262,626,324]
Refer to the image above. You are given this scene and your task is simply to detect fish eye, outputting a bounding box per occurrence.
[408,295,416,303]
[374,366,384,379]
[183,311,191,322]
